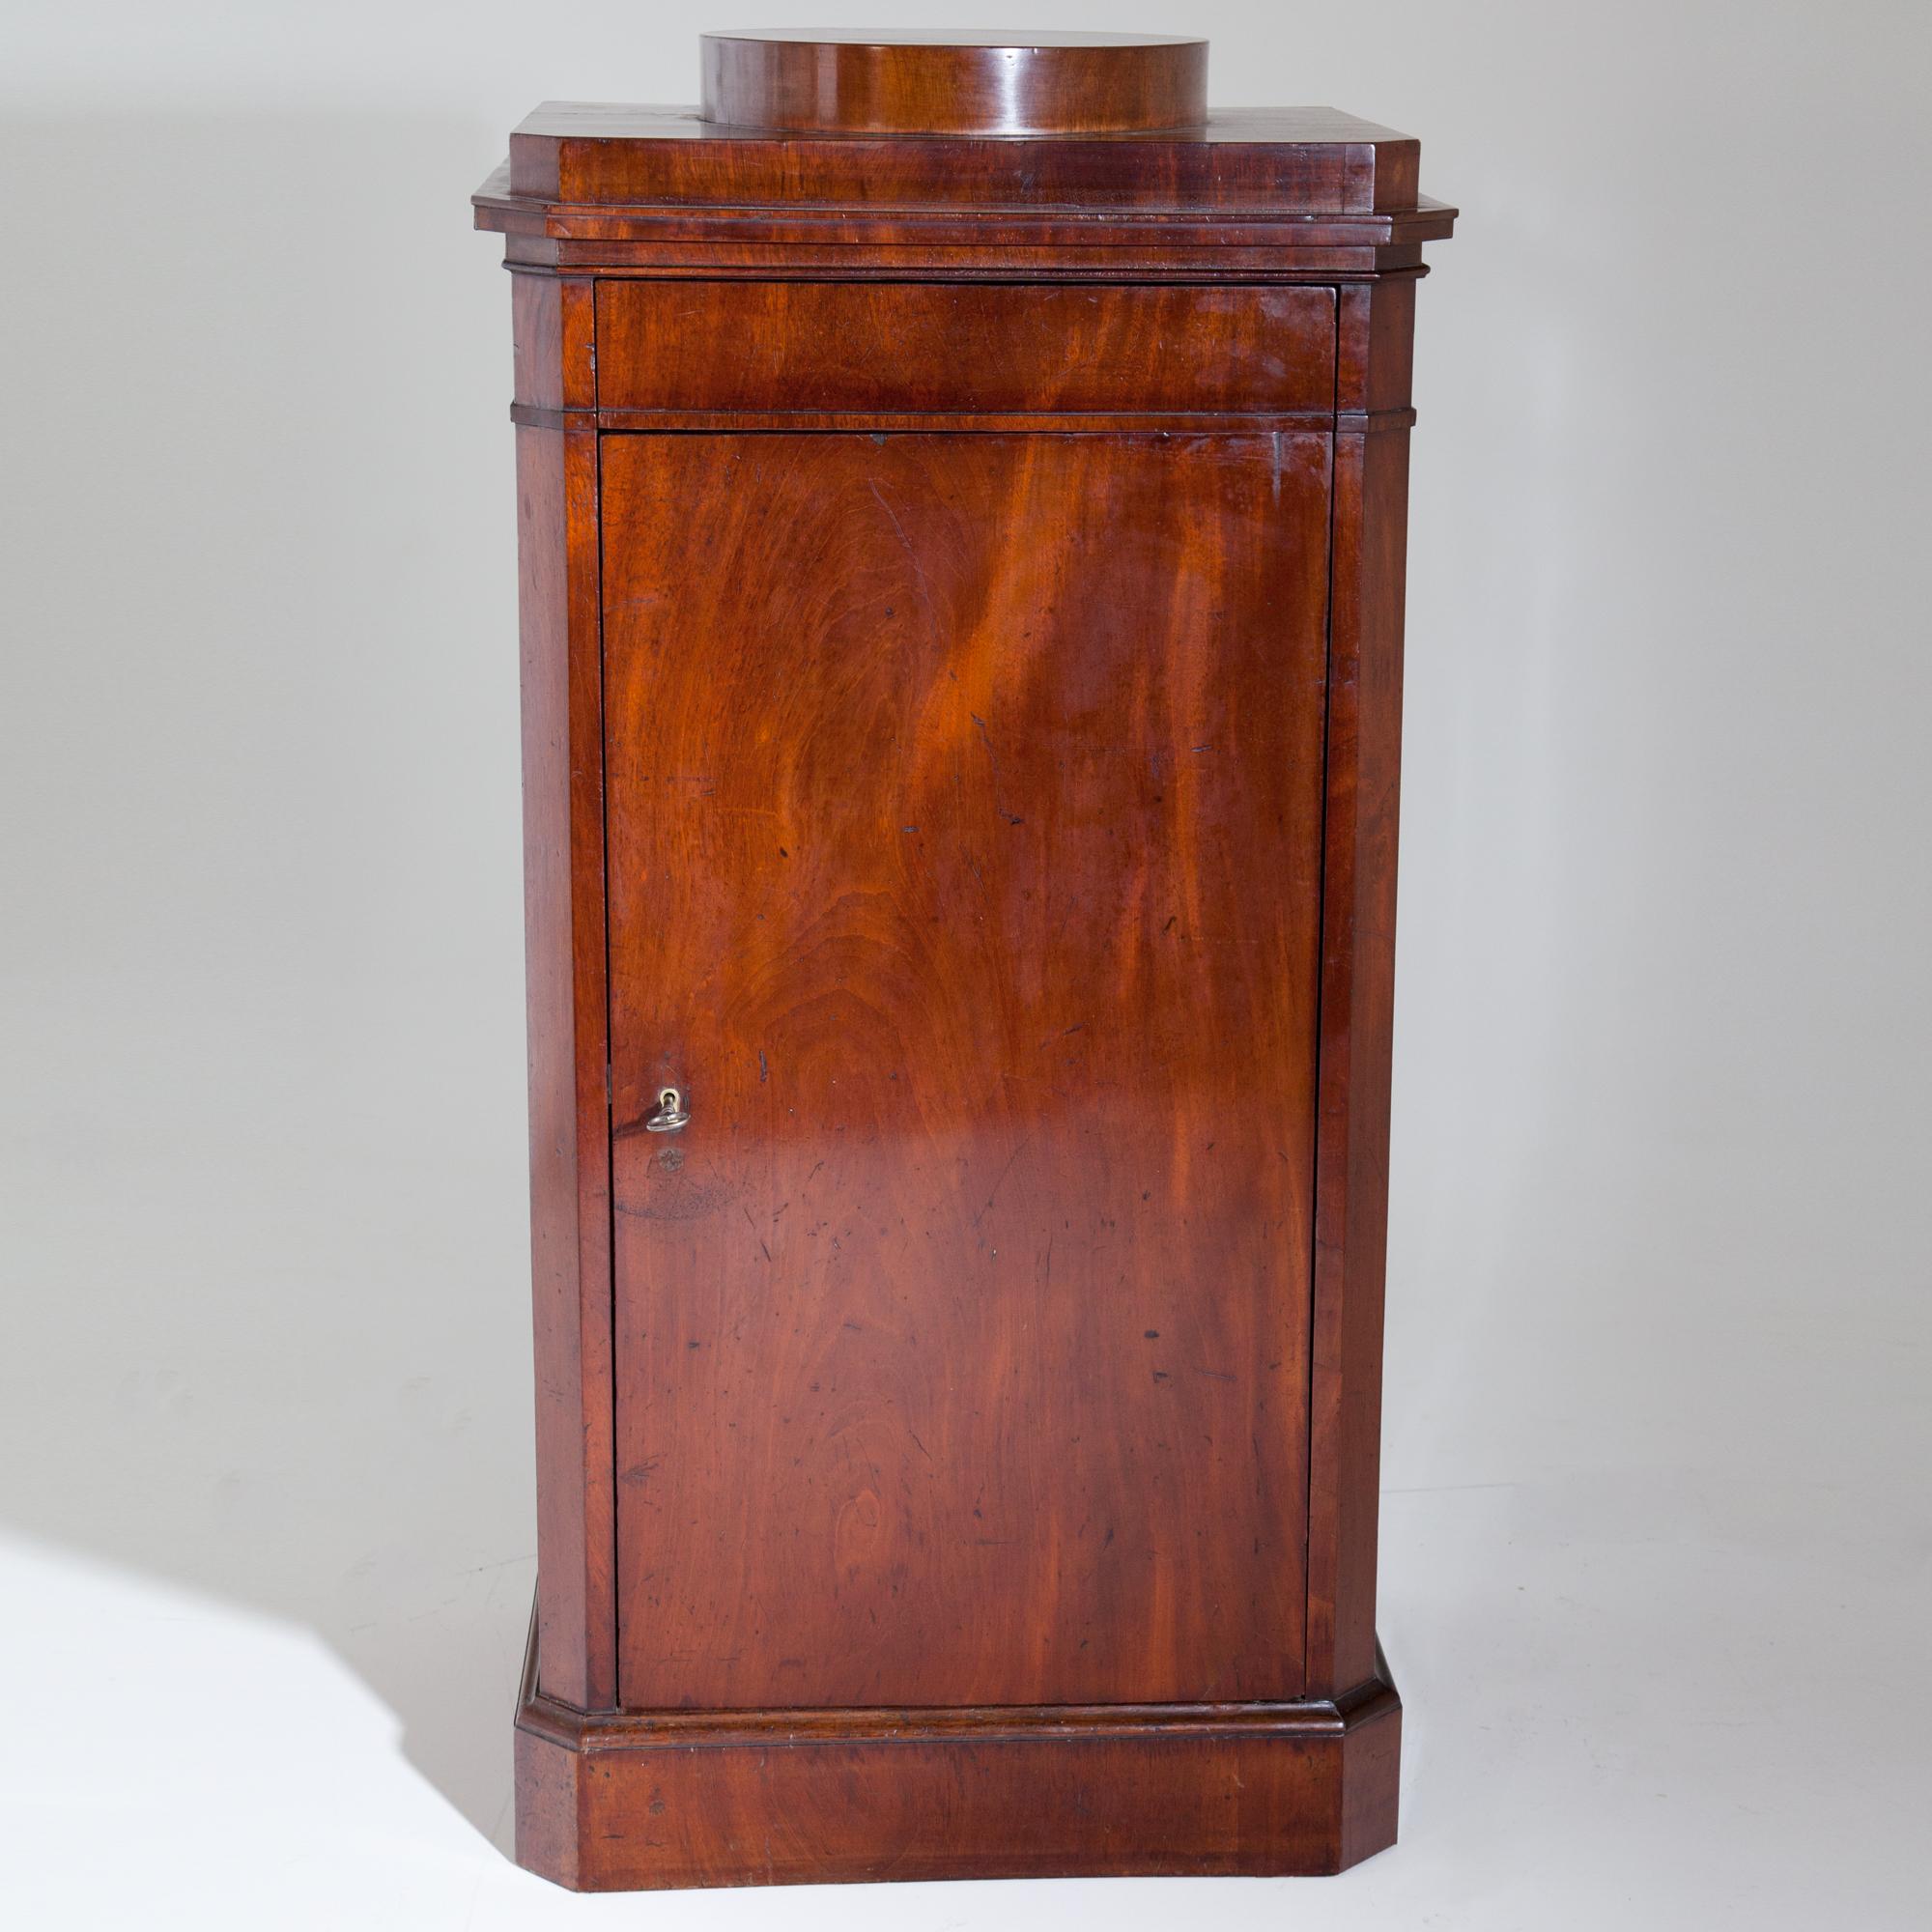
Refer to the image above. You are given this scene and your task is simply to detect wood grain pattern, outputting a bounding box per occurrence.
[594,281,1335,414]
[601,430,1330,1712]
[699,30,1208,137]
[1306,288,1415,1694]
[505,102,1420,214]
[513,274,614,1711]
[478,33,1455,1887]
[509,271,562,412]
[1315,429,1410,1696]
[1336,277,1418,414]
[534,409,1408,437]
[477,165,1452,282]
[514,1618,1401,1889]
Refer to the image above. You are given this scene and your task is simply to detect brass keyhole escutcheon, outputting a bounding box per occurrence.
[645,1085,690,1132]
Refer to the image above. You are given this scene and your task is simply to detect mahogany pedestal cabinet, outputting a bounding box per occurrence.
[472,29,1455,1892]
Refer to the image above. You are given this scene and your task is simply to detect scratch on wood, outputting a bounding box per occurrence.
[972,1133,1035,1228]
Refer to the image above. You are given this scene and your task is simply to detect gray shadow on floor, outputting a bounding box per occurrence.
[0,104,538,1854]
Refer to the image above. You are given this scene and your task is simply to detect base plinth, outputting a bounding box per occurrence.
[512,1611,1401,1890]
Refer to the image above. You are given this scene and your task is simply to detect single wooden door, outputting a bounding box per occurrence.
[603,431,1332,1711]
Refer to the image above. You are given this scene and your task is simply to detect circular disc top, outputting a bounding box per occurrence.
[699,30,1209,136]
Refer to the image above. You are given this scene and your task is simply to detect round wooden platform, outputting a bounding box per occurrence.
[698,30,1209,137]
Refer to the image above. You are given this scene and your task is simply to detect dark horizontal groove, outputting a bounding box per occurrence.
[516,227,1444,253]
[501,261,1430,287]
[520,1686,1398,1755]
[511,406,600,433]
[498,267,1429,287]
[478,194,1453,229]
[509,404,1419,436]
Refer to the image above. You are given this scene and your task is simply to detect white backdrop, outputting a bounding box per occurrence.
[2,5,1927,1926]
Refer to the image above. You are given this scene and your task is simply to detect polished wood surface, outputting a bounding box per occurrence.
[594,281,1336,414]
[1307,283,1418,1693]
[477,26,1454,1889]
[504,101,1420,214]
[699,30,1208,136]
[515,1625,1402,1889]
[511,272,613,1710]
[602,429,1328,1710]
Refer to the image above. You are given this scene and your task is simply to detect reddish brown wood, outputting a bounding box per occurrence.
[476,26,1453,1890]
[594,281,1335,413]
[1306,286,1416,1694]
[509,270,561,412]
[544,409,1409,436]
[476,161,1450,281]
[514,1621,1401,1889]
[513,272,615,1712]
[1336,277,1420,415]
[699,30,1208,136]
[504,101,1419,213]
[601,429,1327,1712]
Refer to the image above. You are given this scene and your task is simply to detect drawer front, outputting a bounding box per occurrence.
[595,281,1337,415]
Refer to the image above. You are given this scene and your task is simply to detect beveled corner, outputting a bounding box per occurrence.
[513,1604,1402,1890]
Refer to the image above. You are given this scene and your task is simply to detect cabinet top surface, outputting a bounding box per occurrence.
[513,99,1409,149]
[487,100,1439,216]
[476,33,1453,260]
